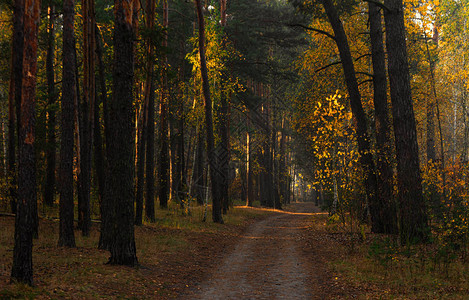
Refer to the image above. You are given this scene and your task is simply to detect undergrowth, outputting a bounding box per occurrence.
[0,203,274,299]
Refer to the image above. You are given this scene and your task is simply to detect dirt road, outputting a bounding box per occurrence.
[191,202,332,299]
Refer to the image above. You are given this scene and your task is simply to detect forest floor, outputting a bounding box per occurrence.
[1,202,467,299]
[0,202,357,299]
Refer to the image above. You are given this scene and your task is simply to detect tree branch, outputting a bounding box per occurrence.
[286,23,336,41]
[315,60,342,73]
[358,79,374,86]
[356,71,374,77]
[355,53,371,62]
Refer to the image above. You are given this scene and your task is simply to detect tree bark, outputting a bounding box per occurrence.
[426,29,437,163]
[106,0,138,266]
[8,0,25,215]
[142,0,156,222]
[219,0,230,214]
[195,0,223,223]
[11,0,40,285]
[192,129,205,205]
[93,46,106,218]
[246,123,253,207]
[158,0,170,209]
[44,3,56,207]
[145,84,156,220]
[368,2,397,234]
[58,0,77,248]
[426,98,436,162]
[78,0,96,237]
[383,0,429,243]
[279,116,288,205]
[96,27,112,250]
[135,99,147,225]
[321,0,378,229]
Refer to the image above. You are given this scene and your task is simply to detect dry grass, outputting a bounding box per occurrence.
[0,203,274,299]
[319,216,469,299]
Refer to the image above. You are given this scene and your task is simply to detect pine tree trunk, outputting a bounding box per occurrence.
[143,0,156,219]
[44,3,56,207]
[78,0,95,236]
[11,0,40,285]
[135,101,147,225]
[192,129,205,205]
[92,26,106,214]
[383,0,429,243]
[7,0,24,215]
[219,0,230,214]
[174,100,185,207]
[279,117,287,205]
[106,0,138,266]
[145,83,156,221]
[195,0,223,223]
[58,0,77,248]
[368,2,397,234]
[93,55,105,216]
[158,0,170,209]
[426,100,436,162]
[246,126,253,207]
[96,27,111,250]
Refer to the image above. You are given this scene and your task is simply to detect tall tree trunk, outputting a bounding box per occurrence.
[173,93,185,208]
[93,25,106,216]
[96,27,111,250]
[135,99,147,225]
[246,122,253,207]
[321,0,378,229]
[192,129,205,205]
[11,0,40,285]
[8,0,25,215]
[44,3,56,207]
[78,0,95,236]
[195,0,223,223]
[219,0,230,214]
[368,2,397,234]
[93,42,106,217]
[158,0,170,209]
[106,0,138,266]
[95,28,110,148]
[145,84,156,220]
[426,99,436,162]
[170,119,177,203]
[58,0,77,248]
[141,0,156,222]
[271,101,281,209]
[279,116,287,205]
[383,0,429,243]
[463,90,468,162]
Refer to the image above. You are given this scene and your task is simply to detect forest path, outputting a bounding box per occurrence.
[190,202,331,299]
